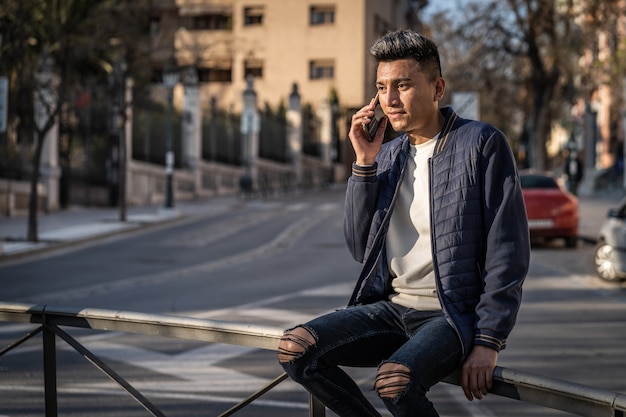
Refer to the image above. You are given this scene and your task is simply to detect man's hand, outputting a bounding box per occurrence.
[348,96,387,166]
[461,345,498,401]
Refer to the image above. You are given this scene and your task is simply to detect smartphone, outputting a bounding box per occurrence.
[365,92,381,142]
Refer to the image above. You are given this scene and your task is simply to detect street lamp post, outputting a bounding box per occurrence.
[163,58,179,209]
[112,58,127,222]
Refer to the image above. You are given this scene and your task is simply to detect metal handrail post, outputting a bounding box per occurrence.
[53,326,167,417]
[42,323,58,417]
[309,394,325,417]
[0,325,42,356]
[218,372,290,417]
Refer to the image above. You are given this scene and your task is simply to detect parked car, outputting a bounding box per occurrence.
[520,170,579,248]
[594,197,626,282]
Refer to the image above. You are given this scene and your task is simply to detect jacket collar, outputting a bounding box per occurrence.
[393,106,459,158]
[434,106,459,155]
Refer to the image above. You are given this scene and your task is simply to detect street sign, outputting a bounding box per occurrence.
[0,76,8,133]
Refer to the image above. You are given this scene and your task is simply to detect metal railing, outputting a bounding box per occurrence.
[1,302,625,417]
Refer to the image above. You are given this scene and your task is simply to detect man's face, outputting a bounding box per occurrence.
[376,58,444,140]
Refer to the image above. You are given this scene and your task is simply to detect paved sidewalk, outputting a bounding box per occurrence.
[0,194,242,261]
[0,189,624,263]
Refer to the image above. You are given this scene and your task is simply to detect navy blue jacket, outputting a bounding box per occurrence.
[344,107,530,358]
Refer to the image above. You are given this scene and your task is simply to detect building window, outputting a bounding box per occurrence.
[244,6,264,26]
[309,59,334,79]
[198,67,232,83]
[192,14,232,30]
[244,59,264,78]
[310,5,335,25]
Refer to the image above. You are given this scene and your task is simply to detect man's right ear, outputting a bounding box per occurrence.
[434,78,446,101]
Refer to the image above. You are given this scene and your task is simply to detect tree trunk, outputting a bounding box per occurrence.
[27,131,45,242]
[527,68,559,171]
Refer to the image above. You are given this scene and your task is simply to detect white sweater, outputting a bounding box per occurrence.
[385,138,441,311]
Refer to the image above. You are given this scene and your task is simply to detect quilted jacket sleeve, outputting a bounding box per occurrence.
[474,129,530,351]
[344,163,379,263]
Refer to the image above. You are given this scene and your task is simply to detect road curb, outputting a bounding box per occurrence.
[0,214,190,264]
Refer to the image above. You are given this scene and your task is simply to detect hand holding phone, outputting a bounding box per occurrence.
[364,92,381,142]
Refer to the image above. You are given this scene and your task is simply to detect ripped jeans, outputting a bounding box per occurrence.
[278,300,462,417]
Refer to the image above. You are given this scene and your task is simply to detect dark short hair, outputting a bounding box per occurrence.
[370,29,442,80]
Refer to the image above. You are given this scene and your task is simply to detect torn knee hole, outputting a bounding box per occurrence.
[277,326,316,363]
[375,363,411,399]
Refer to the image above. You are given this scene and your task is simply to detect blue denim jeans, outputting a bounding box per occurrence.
[280,300,462,417]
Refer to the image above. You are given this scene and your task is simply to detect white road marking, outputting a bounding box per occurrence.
[18,205,335,304]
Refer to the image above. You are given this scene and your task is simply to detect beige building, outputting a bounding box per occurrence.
[151,0,418,114]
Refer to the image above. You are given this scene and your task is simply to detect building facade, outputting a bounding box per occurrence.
[149,0,417,114]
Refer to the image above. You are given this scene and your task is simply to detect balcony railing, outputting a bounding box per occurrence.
[1,302,625,417]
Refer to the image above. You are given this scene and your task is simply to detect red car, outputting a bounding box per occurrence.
[520,170,579,248]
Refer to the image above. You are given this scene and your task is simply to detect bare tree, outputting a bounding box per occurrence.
[427,0,585,170]
[1,0,153,241]
[24,0,110,241]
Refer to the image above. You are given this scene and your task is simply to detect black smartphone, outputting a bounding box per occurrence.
[365,93,381,142]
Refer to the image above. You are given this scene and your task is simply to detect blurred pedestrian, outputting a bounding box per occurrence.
[564,145,583,195]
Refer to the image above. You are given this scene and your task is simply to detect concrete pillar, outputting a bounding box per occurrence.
[209,96,217,161]
[34,52,60,212]
[181,66,201,195]
[318,98,332,168]
[240,75,260,190]
[287,83,302,184]
[162,57,180,210]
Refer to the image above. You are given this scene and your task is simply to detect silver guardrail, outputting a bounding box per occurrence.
[1,302,626,417]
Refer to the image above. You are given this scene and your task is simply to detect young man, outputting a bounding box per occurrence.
[278,29,529,417]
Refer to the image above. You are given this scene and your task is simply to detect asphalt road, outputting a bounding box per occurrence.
[1,187,626,416]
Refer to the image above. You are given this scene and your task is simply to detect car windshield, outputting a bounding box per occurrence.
[520,175,558,189]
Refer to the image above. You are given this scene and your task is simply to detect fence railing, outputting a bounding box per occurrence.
[1,302,625,417]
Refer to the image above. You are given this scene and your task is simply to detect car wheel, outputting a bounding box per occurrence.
[594,242,625,282]
[565,236,578,248]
